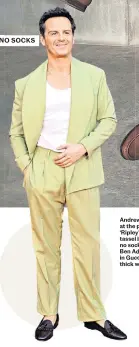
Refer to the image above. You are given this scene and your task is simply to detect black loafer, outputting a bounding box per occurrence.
[35,313,59,341]
[84,319,127,340]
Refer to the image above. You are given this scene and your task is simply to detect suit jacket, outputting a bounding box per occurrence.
[9,56,117,194]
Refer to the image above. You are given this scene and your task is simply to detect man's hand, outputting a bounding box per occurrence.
[54,143,87,167]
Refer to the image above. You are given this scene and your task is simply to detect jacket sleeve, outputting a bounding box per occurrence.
[9,80,32,172]
[79,70,117,158]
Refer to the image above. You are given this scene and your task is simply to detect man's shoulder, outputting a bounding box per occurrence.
[15,60,47,90]
[15,74,31,89]
[73,56,104,76]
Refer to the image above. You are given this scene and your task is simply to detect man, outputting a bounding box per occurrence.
[9,7,127,341]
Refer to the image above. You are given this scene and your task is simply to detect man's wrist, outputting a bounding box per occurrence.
[78,144,88,156]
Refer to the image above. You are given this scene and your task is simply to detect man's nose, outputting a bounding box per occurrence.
[58,33,65,40]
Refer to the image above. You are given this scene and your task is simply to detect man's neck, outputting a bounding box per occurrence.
[47,54,72,73]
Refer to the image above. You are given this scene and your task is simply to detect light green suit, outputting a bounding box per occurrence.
[9,56,117,194]
[9,56,117,321]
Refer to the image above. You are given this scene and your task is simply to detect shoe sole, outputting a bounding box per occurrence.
[61,0,87,12]
[120,124,139,160]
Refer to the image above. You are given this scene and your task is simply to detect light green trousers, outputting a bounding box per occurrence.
[23,146,106,321]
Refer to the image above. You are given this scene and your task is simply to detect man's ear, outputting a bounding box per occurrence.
[40,34,45,47]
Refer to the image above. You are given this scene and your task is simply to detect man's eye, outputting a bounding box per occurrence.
[52,32,57,35]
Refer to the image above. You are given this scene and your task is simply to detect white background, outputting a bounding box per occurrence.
[0,207,138,346]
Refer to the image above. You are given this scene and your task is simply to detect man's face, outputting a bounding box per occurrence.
[40,16,74,57]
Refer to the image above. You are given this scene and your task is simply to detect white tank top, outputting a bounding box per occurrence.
[37,81,71,152]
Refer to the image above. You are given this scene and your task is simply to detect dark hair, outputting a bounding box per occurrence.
[39,7,76,37]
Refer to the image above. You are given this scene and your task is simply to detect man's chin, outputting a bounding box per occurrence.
[55,51,70,57]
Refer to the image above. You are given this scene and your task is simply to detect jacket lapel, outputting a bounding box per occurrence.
[22,60,47,154]
[65,57,93,190]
